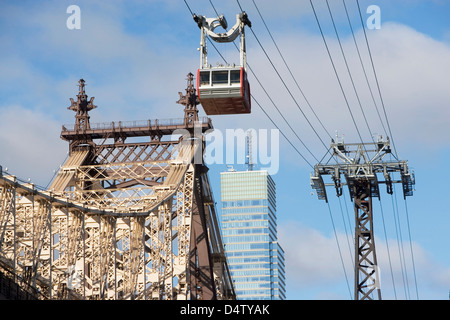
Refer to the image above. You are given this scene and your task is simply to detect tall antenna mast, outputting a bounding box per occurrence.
[245,130,254,171]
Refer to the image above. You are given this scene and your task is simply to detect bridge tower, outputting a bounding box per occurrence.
[0,74,235,300]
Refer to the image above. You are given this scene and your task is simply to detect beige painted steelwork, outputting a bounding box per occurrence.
[0,75,235,300]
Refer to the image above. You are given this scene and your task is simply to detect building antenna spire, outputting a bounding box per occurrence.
[246,129,254,171]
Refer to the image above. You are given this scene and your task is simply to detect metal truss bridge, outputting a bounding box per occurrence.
[0,75,235,300]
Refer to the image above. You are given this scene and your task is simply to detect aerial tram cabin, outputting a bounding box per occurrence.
[194,12,252,115]
[197,66,250,115]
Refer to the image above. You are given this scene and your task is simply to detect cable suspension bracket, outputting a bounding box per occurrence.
[193,11,251,70]
[311,136,415,202]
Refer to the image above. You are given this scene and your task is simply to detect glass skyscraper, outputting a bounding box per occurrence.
[220,169,286,300]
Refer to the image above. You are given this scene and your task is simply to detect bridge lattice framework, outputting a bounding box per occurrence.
[0,74,235,300]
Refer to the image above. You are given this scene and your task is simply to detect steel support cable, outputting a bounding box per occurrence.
[183,0,194,15]
[250,0,333,141]
[327,1,414,298]
[387,152,418,300]
[404,198,419,300]
[309,0,366,149]
[251,93,315,168]
[206,3,353,297]
[204,0,319,166]
[246,62,319,165]
[217,0,339,169]
[247,18,331,154]
[341,187,354,245]
[184,0,316,167]
[342,0,388,139]
[230,0,414,300]
[328,0,402,299]
[392,182,419,300]
[354,0,417,296]
[236,0,332,155]
[377,197,398,299]
[208,0,219,16]
[355,0,398,157]
[234,4,352,296]
[391,184,410,299]
[337,195,354,272]
[214,0,351,297]
[325,0,374,142]
[326,201,352,299]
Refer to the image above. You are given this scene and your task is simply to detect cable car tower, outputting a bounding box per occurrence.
[193,12,252,115]
[310,136,415,300]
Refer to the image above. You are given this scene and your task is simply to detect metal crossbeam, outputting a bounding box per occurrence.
[312,137,415,201]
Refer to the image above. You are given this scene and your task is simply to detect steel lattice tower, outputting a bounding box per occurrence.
[311,137,415,300]
[0,74,235,300]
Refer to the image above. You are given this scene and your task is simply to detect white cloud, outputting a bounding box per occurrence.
[278,220,353,299]
[0,1,448,303]
[0,105,67,186]
[363,23,450,146]
[6,1,449,164]
[279,219,450,300]
[238,21,450,164]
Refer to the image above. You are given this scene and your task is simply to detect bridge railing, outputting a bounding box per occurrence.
[62,117,212,132]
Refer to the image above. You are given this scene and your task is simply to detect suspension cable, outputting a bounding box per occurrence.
[355,0,398,156]
[325,0,374,141]
[327,201,352,299]
[309,0,366,148]
[378,197,398,299]
[404,198,419,299]
[205,0,320,166]
[251,0,333,141]
[237,0,332,154]
[342,0,388,138]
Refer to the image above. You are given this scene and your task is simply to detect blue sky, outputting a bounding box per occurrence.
[1,0,450,300]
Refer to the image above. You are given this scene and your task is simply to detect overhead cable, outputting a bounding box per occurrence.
[309,0,366,148]
[355,0,398,156]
